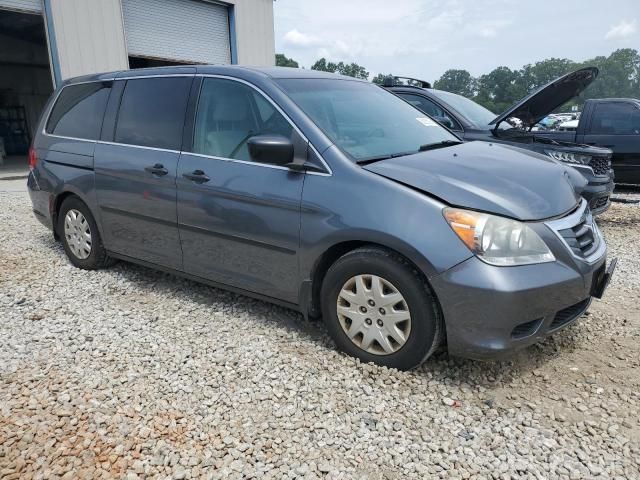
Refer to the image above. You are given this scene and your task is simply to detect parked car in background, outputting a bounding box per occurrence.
[533,98,640,184]
[557,119,580,131]
[28,66,615,369]
[384,67,615,214]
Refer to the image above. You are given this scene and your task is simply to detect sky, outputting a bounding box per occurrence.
[273,0,640,82]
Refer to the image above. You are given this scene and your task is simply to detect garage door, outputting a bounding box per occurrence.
[122,0,231,65]
[0,0,42,13]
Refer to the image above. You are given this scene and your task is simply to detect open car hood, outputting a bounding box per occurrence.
[489,67,598,129]
[363,142,583,221]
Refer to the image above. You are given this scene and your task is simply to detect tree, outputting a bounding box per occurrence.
[339,62,370,80]
[371,73,394,85]
[583,48,640,100]
[474,66,521,113]
[515,58,576,95]
[431,49,640,114]
[311,57,370,80]
[275,53,299,68]
[433,69,476,98]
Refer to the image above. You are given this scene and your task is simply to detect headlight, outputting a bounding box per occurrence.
[443,208,555,266]
[545,150,591,165]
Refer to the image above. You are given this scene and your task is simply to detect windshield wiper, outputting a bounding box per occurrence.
[356,150,416,165]
[418,140,463,152]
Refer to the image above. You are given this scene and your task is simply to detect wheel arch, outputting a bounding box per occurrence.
[52,188,102,240]
[303,237,443,324]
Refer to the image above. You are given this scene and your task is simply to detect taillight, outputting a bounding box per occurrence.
[28,146,37,171]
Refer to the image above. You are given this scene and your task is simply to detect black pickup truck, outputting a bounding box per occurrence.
[533,98,640,184]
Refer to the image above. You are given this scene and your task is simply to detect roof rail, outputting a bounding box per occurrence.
[382,76,432,89]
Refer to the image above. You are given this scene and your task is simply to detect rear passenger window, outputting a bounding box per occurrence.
[592,103,640,135]
[114,77,191,150]
[46,82,111,140]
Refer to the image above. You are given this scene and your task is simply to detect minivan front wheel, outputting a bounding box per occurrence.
[58,196,111,270]
[321,247,443,370]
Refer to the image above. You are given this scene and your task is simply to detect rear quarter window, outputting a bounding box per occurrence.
[46,82,112,140]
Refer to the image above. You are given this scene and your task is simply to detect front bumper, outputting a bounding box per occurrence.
[431,254,608,360]
[430,199,612,360]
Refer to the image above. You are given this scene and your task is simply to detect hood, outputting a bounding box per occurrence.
[363,141,582,221]
[489,67,598,129]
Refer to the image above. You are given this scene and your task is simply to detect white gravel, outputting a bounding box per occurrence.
[1,183,639,479]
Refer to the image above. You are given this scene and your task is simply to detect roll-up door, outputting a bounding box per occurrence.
[122,0,231,65]
[0,0,42,13]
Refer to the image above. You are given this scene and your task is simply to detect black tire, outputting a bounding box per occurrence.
[57,196,112,270]
[321,247,443,370]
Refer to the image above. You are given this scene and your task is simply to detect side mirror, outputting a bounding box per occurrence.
[247,135,294,166]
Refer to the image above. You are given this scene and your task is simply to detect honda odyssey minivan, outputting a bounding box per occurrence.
[28,66,616,370]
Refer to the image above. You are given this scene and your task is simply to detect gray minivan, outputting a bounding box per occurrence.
[28,66,616,370]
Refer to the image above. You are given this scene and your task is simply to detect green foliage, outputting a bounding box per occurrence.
[432,49,640,113]
[433,69,477,98]
[475,66,521,113]
[311,57,370,80]
[371,73,394,85]
[275,53,299,68]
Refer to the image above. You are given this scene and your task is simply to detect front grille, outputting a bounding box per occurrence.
[588,156,611,176]
[589,196,609,211]
[557,211,599,259]
[549,299,590,331]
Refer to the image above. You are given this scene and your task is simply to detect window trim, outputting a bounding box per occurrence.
[42,79,116,143]
[42,74,332,176]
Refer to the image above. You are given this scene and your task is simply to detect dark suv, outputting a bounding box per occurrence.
[385,68,615,214]
[28,66,615,369]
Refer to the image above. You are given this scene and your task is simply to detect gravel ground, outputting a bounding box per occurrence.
[1,182,639,480]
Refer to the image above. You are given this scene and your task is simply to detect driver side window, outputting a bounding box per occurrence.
[193,78,293,161]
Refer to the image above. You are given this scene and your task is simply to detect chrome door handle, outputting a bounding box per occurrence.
[144,163,168,176]
[182,169,210,184]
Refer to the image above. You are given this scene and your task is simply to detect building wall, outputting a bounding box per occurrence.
[47,0,128,81]
[227,0,275,66]
[46,0,274,82]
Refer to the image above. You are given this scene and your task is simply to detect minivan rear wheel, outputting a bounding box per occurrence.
[321,247,443,370]
[58,196,112,270]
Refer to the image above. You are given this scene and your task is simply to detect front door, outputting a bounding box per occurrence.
[177,77,304,303]
[94,76,193,270]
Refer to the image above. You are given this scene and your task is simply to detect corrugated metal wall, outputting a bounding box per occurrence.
[15,0,274,84]
[0,0,42,13]
[121,0,231,64]
[48,0,128,80]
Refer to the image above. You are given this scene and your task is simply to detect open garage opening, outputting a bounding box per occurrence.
[128,55,194,69]
[0,7,53,171]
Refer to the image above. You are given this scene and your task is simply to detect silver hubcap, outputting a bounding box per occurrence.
[64,209,92,260]
[337,274,411,355]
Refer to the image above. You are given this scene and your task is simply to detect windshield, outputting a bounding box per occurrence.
[429,89,508,129]
[277,79,459,161]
